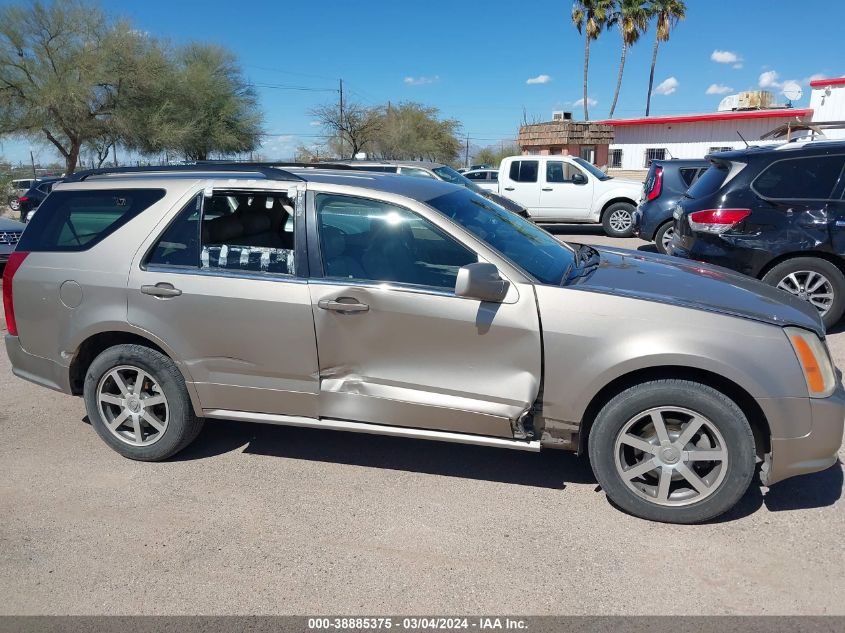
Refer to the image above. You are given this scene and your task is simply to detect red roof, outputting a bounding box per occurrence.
[809,77,845,88]
[597,108,813,127]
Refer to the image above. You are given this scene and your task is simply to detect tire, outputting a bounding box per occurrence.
[588,379,756,524]
[8,197,20,211]
[602,202,636,238]
[761,257,845,330]
[83,344,204,461]
[654,221,674,255]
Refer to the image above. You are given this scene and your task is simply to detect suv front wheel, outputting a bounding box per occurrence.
[588,379,756,523]
[83,344,204,461]
[762,257,845,329]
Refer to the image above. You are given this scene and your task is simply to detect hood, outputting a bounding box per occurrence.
[568,245,825,337]
[0,216,25,230]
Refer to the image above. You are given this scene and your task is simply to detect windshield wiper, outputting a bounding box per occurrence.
[561,244,600,284]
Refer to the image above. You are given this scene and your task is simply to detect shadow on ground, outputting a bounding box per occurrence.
[540,224,606,236]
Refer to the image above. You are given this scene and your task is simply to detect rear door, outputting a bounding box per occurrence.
[127,186,320,418]
[500,159,540,211]
[537,160,595,220]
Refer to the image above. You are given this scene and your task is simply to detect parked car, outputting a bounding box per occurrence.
[634,159,709,254]
[0,216,25,264]
[6,178,37,212]
[670,140,845,328]
[497,155,642,237]
[462,168,499,192]
[4,163,842,523]
[331,159,529,218]
[18,177,62,222]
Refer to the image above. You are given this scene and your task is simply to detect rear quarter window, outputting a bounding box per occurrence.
[752,155,845,200]
[17,188,166,252]
[687,163,730,199]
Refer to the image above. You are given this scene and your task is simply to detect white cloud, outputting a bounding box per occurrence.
[309,120,321,127]
[706,83,733,95]
[759,70,782,88]
[573,97,598,107]
[732,63,743,69]
[803,73,826,84]
[654,77,679,95]
[404,75,439,86]
[526,74,552,85]
[711,50,741,64]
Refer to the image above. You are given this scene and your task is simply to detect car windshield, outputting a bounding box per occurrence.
[427,188,576,285]
[432,165,485,193]
[573,157,611,180]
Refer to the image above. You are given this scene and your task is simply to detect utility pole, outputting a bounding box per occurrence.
[338,78,344,158]
[29,150,36,178]
[465,136,470,168]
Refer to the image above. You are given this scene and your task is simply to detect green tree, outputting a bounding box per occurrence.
[0,0,166,174]
[607,0,650,118]
[645,0,686,116]
[473,143,521,168]
[373,102,461,163]
[571,0,615,121]
[125,44,262,161]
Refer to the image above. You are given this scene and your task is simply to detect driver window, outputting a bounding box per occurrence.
[546,161,579,183]
[316,194,477,290]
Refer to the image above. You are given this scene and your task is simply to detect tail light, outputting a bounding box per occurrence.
[18,196,29,203]
[688,208,751,234]
[646,166,663,201]
[2,251,29,336]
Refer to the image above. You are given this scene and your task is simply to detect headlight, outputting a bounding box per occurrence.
[785,327,837,398]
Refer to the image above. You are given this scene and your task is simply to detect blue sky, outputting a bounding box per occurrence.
[2,0,844,165]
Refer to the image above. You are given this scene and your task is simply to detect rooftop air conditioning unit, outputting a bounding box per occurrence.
[552,111,573,121]
[738,90,775,110]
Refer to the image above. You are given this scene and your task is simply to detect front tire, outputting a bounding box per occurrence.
[602,202,636,238]
[654,221,674,255]
[588,379,756,524]
[762,257,845,329]
[83,344,204,461]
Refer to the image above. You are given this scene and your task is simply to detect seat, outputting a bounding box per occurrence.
[361,219,418,283]
[322,225,366,279]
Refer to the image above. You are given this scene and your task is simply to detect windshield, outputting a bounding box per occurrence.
[572,157,611,180]
[427,189,575,285]
[432,165,485,193]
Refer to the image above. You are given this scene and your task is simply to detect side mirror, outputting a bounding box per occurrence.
[571,173,588,185]
[455,263,510,302]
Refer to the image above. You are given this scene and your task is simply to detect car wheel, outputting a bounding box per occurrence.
[602,202,636,238]
[654,221,674,255]
[8,197,20,211]
[762,258,845,329]
[588,379,756,524]
[83,344,204,461]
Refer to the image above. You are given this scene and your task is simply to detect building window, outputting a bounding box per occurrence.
[610,149,623,169]
[708,146,733,154]
[644,148,666,167]
[580,145,596,163]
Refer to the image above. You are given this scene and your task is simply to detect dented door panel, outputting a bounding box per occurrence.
[308,281,542,437]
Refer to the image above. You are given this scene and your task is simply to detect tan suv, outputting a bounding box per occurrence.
[3,164,843,523]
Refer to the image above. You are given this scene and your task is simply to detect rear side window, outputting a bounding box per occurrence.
[679,168,698,187]
[508,160,538,183]
[17,188,165,252]
[687,163,731,199]
[753,155,845,200]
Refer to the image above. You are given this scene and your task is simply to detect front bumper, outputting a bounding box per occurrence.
[4,335,72,394]
[758,386,845,486]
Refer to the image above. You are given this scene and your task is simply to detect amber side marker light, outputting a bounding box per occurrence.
[785,327,836,397]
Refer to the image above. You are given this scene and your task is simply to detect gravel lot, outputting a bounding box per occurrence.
[0,227,843,615]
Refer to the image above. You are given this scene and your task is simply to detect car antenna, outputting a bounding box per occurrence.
[737,130,750,148]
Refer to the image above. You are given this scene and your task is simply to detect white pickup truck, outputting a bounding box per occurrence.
[498,155,643,237]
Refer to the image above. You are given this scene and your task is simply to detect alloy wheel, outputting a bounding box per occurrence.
[614,407,729,507]
[96,365,169,446]
[776,271,834,315]
[661,226,674,252]
[609,209,633,233]
[9,198,20,211]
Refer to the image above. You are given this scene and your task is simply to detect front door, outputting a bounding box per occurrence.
[127,188,320,417]
[307,192,542,438]
[537,160,595,220]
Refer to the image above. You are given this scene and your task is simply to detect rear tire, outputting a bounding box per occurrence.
[8,197,20,211]
[762,257,845,329]
[588,379,756,524]
[83,344,204,461]
[602,202,636,238]
[654,221,674,255]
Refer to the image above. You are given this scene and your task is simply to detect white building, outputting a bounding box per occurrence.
[808,76,845,138]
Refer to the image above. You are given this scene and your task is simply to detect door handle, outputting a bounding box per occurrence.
[504,187,515,191]
[141,283,182,298]
[318,297,369,313]
[542,187,553,191]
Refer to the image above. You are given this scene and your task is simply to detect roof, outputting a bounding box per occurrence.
[288,168,460,200]
[518,120,614,145]
[704,139,845,161]
[328,159,445,168]
[809,77,845,88]
[597,108,813,127]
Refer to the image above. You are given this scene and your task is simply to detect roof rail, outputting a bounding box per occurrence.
[194,160,359,171]
[64,163,306,183]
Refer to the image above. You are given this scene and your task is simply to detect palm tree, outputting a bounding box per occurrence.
[607,0,650,118]
[645,0,686,116]
[571,0,616,121]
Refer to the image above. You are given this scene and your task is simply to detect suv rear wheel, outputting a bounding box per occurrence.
[588,379,756,523]
[602,202,636,238]
[762,257,845,329]
[654,221,674,255]
[83,344,204,461]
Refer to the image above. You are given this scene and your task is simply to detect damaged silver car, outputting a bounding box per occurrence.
[4,164,843,523]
